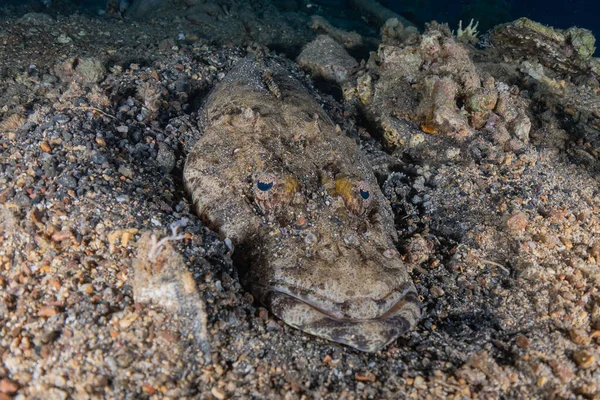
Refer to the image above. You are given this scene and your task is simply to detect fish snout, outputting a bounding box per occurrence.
[265,286,421,352]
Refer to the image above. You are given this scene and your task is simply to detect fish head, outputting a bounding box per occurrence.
[242,166,422,352]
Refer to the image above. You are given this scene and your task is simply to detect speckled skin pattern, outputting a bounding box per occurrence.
[184,57,421,352]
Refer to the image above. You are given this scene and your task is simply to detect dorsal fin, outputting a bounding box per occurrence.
[262,70,281,99]
[309,113,321,135]
[250,48,282,100]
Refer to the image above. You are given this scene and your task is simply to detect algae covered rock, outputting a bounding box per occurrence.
[54,56,106,86]
[488,19,600,153]
[296,35,358,86]
[491,17,598,77]
[354,24,490,146]
[309,15,363,49]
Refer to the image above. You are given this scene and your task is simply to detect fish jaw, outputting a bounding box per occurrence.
[259,285,422,353]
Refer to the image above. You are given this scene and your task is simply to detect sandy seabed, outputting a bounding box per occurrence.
[1,3,600,399]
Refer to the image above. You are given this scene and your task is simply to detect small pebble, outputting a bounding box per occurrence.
[118,166,134,179]
[156,143,176,173]
[211,386,226,399]
[40,142,51,152]
[355,372,376,383]
[0,379,19,394]
[505,212,528,234]
[91,151,108,165]
[57,175,78,189]
[53,114,70,124]
[573,350,595,369]
[56,33,72,44]
[515,335,530,349]
[38,306,59,317]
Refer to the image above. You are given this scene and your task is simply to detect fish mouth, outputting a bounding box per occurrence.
[261,286,421,352]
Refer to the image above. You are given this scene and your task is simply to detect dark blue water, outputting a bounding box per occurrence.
[382,0,598,38]
[1,0,598,48]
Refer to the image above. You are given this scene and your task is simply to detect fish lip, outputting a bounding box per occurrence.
[252,284,422,352]
[252,282,417,321]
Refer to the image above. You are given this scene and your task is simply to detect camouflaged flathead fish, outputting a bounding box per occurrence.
[184,56,421,352]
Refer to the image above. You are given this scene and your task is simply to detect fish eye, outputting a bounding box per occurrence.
[334,177,373,215]
[254,172,277,202]
[257,180,274,192]
[252,172,297,213]
[357,181,371,203]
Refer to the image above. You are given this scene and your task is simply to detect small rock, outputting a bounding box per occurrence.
[56,33,72,44]
[53,114,70,124]
[515,335,530,349]
[51,230,72,242]
[0,379,19,394]
[91,151,108,165]
[57,175,78,189]
[266,320,282,332]
[76,57,106,84]
[38,306,59,317]
[570,329,590,345]
[119,313,139,329]
[33,330,60,346]
[510,113,531,142]
[40,142,51,153]
[118,166,134,179]
[590,242,600,258]
[404,235,431,264]
[211,386,226,399]
[116,351,133,368]
[156,142,176,173]
[537,376,547,387]
[382,249,397,259]
[573,350,595,369]
[258,308,268,321]
[296,35,358,86]
[466,88,498,113]
[445,147,461,159]
[355,372,376,382]
[142,385,156,395]
[548,359,575,383]
[48,388,68,400]
[356,73,373,105]
[14,192,31,207]
[323,354,341,368]
[413,375,425,388]
[79,283,94,295]
[505,212,528,234]
[158,38,177,52]
[16,12,55,26]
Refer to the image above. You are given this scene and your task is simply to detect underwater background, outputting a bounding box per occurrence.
[382,0,599,38]
[1,0,598,42]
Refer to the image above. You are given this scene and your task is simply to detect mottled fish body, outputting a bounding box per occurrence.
[184,56,421,352]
